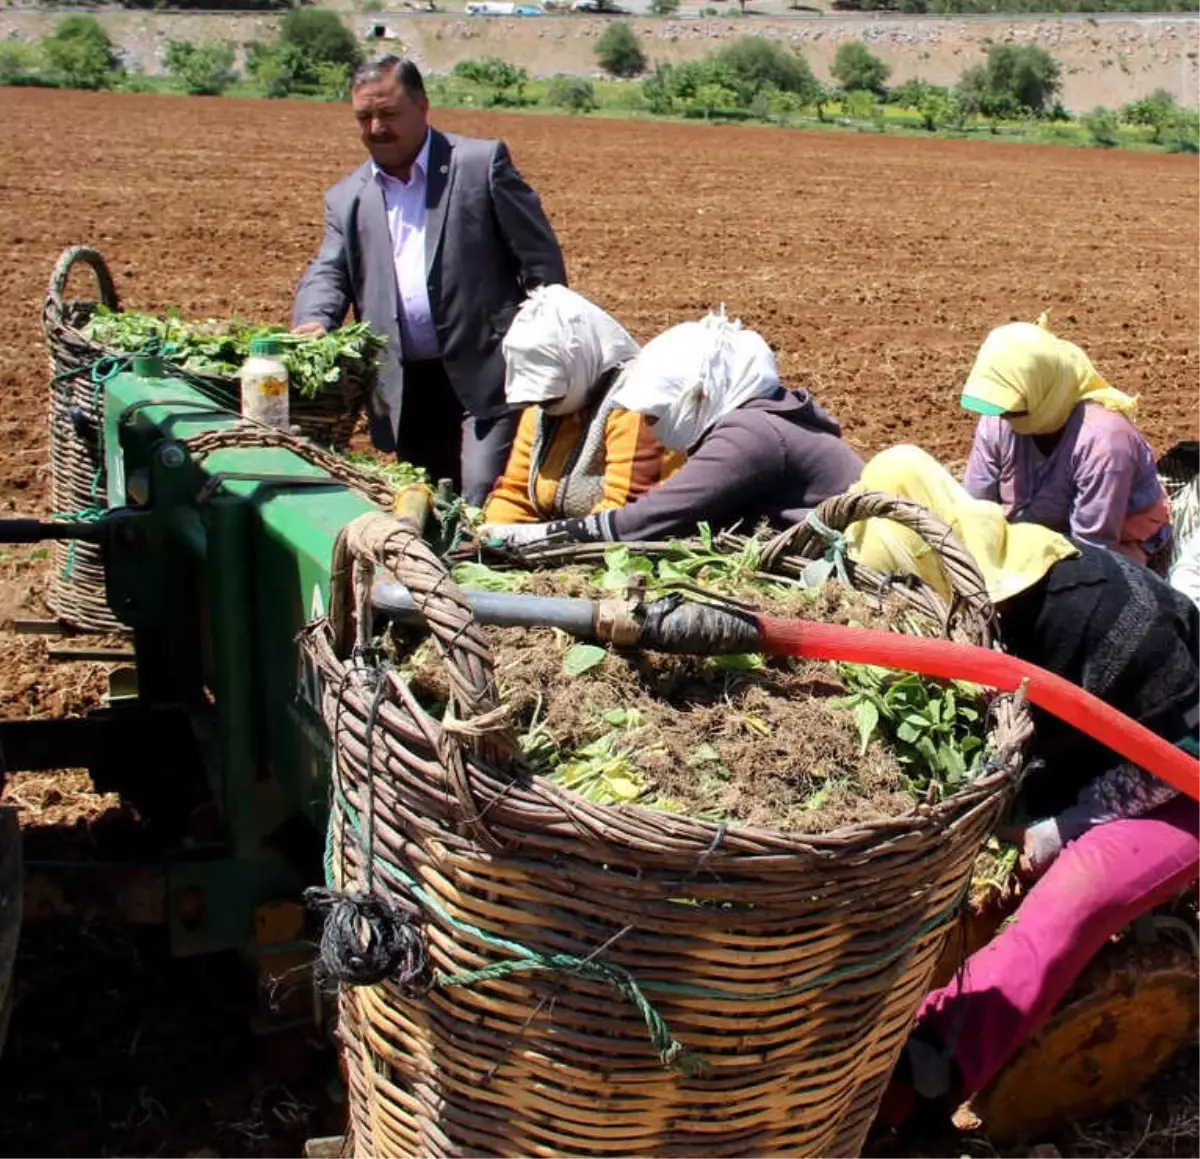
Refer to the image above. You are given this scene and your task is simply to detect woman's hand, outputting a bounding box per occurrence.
[996,820,1064,879]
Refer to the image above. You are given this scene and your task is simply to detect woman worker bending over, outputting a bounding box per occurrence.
[482,286,682,525]
[961,314,1171,568]
[846,445,1198,1130]
[480,311,864,547]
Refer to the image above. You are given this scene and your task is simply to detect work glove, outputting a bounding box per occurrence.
[477,522,552,549]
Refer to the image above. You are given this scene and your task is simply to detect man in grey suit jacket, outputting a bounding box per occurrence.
[292,54,567,505]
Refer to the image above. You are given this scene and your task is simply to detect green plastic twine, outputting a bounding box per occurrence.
[326,787,969,1074]
[327,789,703,1075]
[51,504,106,581]
[801,510,853,589]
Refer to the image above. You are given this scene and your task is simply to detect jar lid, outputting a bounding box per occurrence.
[249,335,283,357]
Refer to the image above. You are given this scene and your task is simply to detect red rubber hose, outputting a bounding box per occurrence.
[756,616,1200,802]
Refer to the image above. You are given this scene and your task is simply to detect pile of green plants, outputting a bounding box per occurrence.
[81,308,386,399]
[399,529,996,835]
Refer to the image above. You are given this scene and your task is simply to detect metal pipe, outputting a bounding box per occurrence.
[372,579,598,636]
[0,518,109,544]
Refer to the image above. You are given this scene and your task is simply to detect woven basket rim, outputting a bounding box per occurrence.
[311,493,1029,864]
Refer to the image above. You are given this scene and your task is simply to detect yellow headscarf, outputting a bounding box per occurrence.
[960,313,1138,436]
[845,444,1080,605]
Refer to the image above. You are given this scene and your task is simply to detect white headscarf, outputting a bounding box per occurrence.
[610,308,780,452]
[502,285,641,417]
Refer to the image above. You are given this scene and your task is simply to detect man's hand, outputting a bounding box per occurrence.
[292,321,327,338]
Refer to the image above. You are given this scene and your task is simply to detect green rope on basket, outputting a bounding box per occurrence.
[50,505,107,581]
[324,789,704,1075]
[801,510,853,589]
[323,783,970,1072]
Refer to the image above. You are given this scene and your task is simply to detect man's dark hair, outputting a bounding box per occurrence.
[351,54,426,101]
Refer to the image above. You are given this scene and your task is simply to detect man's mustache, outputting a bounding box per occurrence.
[368,133,397,144]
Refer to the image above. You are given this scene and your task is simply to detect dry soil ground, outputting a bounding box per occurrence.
[0,88,1195,1156]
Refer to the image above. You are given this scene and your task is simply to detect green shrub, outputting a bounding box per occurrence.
[278,8,363,73]
[843,87,879,120]
[689,81,740,119]
[595,22,646,78]
[163,39,237,96]
[830,42,890,95]
[453,57,523,87]
[113,69,156,94]
[1080,105,1120,147]
[314,59,352,100]
[888,77,932,108]
[648,0,680,12]
[1121,90,1175,140]
[42,15,118,90]
[919,86,963,130]
[547,75,598,113]
[641,62,675,113]
[452,57,529,104]
[713,36,820,105]
[245,40,307,97]
[957,43,1060,118]
[0,41,40,86]
[750,85,802,121]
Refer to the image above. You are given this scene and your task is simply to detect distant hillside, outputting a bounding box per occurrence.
[2,7,1197,110]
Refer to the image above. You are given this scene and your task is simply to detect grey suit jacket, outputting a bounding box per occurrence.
[292,127,567,446]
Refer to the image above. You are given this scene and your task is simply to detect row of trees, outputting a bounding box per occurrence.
[1,13,1194,153]
[589,27,1196,150]
[597,31,1066,117]
[0,9,364,98]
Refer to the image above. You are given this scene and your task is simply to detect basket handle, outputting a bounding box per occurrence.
[328,511,516,847]
[43,245,119,329]
[763,489,996,633]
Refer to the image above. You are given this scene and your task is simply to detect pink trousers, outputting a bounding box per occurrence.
[915,793,1200,1098]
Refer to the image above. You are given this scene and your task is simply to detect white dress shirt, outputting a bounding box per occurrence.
[373,132,440,362]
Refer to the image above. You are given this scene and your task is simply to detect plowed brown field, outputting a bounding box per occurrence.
[0,88,1196,1157]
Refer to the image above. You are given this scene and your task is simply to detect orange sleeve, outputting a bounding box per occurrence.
[593,408,671,513]
[661,449,687,481]
[482,408,540,524]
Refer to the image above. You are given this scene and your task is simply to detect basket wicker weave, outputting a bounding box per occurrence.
[42,246,125,632]
[42,245,374,630]
[302,492,1030,1159]
[1158,440,1199,571]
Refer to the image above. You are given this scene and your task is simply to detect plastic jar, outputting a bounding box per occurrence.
[240,335,290,430]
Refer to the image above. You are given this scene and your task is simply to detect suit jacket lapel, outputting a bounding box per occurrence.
[424,129,454,282]
[354,167,399,320]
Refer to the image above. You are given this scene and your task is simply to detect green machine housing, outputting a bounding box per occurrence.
[6,365,378,961]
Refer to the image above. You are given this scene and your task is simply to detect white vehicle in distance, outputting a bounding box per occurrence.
[465,2,546,12]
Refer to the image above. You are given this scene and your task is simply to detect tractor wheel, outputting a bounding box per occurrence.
[959,940,1198,1146]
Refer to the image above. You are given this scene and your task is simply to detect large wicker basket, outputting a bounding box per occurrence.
[42,245,373,630]
[302,492,1030,1159]
[42,246,125,632]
